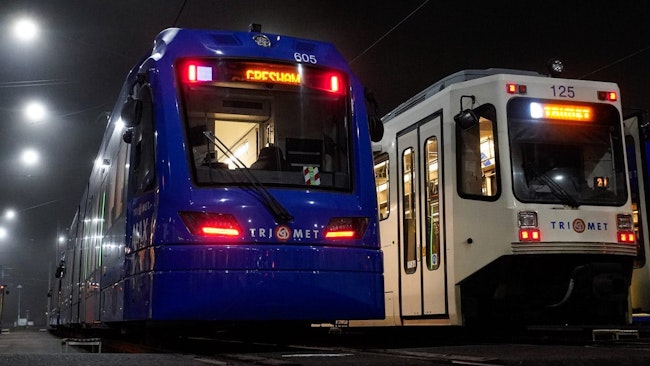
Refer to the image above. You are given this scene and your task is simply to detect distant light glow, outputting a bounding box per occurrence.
[24,101,46,122]
[13,18,39,42]
[5,209,16,221]
[0,227,7,239]
[21,148,39,166]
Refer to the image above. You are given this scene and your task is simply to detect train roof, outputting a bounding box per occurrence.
[141,27,350,73]
[382,68,541,122]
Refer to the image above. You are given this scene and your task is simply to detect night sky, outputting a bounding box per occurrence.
[0,0,648,326]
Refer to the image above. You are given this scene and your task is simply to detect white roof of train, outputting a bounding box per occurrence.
[382,68,541,123]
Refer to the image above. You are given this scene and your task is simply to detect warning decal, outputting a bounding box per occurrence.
[303,166,321,186]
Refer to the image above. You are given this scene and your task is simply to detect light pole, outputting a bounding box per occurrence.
[16,284,22,325]
[0,284,5,329]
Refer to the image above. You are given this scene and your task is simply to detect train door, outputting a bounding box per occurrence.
[397,113,447,318]
[124,80,157,320]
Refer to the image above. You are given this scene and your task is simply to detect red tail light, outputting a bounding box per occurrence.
[506,83,527,94]
[187,64,197,82]
[597,91,617,101]
[519,228,541,242]
[330,75,340,92]
[185,63,213,83]
[618,231,635,243]
[324,217,369,239]
[179,211,242,237]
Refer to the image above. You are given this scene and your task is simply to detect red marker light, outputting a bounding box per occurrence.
[330,75,340,92]
[188,64,197,82]
[186,64,213,82]
[179,211,242,237]
[324,217,369,239]
[597,91,617,101]
[519,228,541,242]
[506,83,527,94]
[617,231,635,243]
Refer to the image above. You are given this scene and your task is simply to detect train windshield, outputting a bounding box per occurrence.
[177,59,352,190]
[508,98,627,206]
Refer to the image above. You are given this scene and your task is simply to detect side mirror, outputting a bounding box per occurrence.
[121,77,151,127]
[368,115,384,142]
[120,96,142,128]
[122,127,134,144]
[365,88,384,142]
[454,95,478,130]
[454,109,479,130]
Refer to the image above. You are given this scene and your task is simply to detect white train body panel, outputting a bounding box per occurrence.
[353,70,636,327]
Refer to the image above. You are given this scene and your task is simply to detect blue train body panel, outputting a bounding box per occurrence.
[51,27,384,328]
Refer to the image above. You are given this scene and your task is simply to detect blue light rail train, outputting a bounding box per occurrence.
[49,26,385,330]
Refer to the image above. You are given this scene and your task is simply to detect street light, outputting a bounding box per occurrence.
[4,209,16,221]
[13,17,39,43]
[0,209,16,241]
[20,148,39,166]
[24,101,47,123]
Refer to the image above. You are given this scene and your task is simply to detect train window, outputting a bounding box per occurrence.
[403,147,417,274]
[424,137,440,270]
[129,84,156,195]
[508,98,626,206]
[179,59,352,191]
[114,145,128,220]
[457,104,499,200]
[374,154,389,220]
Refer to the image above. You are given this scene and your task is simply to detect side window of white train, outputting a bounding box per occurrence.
[456,104,499,200]
[403,147,417,274]
[374,153,389,220]
[424,137,440,270]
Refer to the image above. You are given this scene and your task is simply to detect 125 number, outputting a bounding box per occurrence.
[550,85,575,98]
[294,52,317,64]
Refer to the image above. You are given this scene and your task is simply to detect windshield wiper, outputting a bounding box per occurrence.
[203,131,294,224]
[526,163,580,208]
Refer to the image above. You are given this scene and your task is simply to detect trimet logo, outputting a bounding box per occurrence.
[550,218,608,232]
[249,225,321,241]
[572,218,586,233]
[275,225,292,242]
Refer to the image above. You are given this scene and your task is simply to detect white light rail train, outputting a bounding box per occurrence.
[359,64,636,327]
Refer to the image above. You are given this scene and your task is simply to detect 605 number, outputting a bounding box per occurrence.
[550,85,575,98]
[294,52,317,64]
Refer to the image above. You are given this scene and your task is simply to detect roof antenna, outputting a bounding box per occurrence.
[249,23,262,32]
[546,58,564,78]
